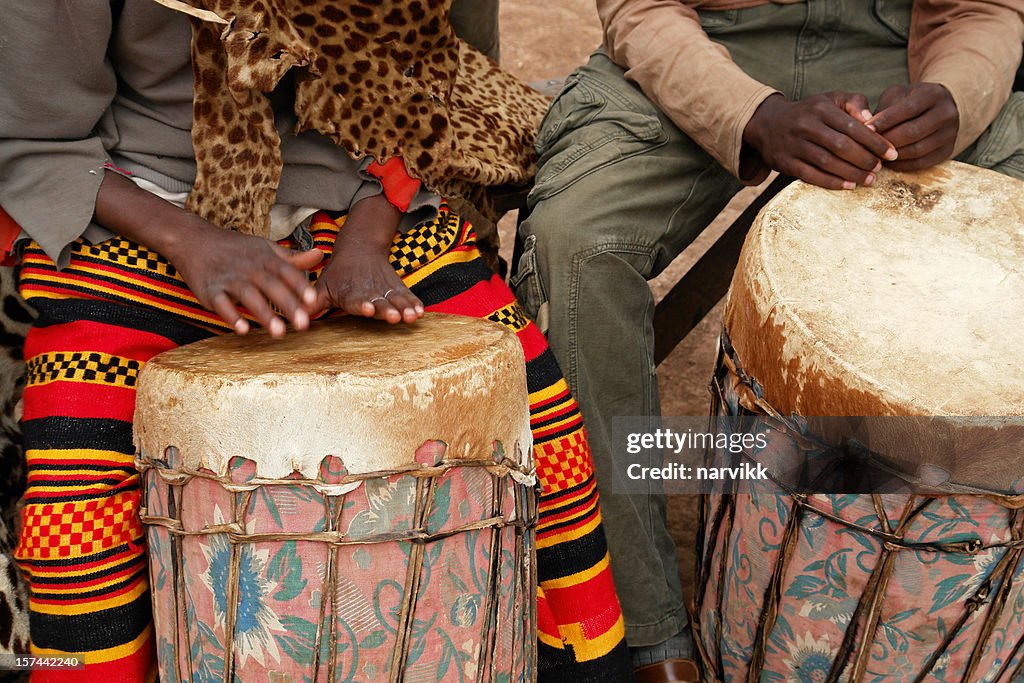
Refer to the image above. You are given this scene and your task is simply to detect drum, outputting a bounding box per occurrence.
[133,314,537,682]
[696,162,1024,682]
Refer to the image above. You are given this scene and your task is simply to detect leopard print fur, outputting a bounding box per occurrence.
[159,0,548,238]
[0,266,34,658]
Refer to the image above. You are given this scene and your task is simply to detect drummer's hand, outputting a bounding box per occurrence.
[313,194,424,324]
[742,92,899,190]
[867,83,959,171]
[92,170,321,338]
[168,222,322,338]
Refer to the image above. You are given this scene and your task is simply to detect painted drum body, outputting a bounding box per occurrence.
[134,314,537,683]
[698,163,1024,682]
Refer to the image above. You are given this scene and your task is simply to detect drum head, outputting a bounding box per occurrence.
[726,161,1024,418]
[134,314,532,478]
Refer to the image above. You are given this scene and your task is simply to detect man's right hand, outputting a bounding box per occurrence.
[166,225,322,338]
[742,92,898,190]
[94,170,321,337]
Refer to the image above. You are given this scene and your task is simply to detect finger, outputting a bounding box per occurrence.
[875,108,947,152]
[238,283,286,338]
[277,246,324,271]
[890,134,947,164]
[256,271,310,331]
[272,247,322,308]
[806,124,881,176]
[803,141,878,186]
[866,92,931,137]
[340,289,379,318]
[210,291,250,334]
[311,279,335,314]
[820,108,897,164]
[885,146,951,172]
[874,85,908,117]
[838,92,871,122]
[786,159,853,191]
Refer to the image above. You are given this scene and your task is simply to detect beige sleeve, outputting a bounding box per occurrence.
[909,0,1024,155]
[597,0,779,181]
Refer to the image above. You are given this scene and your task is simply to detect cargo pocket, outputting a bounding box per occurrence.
[509,233,548,331]
[529,75,665,204]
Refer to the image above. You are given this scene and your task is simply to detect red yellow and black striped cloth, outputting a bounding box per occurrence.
[15,206,633,682]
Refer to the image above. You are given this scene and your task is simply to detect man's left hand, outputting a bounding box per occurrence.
[868,83,959,171]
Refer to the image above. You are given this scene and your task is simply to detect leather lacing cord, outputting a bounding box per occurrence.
[136,451,539,683]
[692,333,1024,683]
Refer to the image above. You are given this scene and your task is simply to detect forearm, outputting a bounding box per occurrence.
[597,0,777,179]
[92,169,212,264]
[909,0,1024,154]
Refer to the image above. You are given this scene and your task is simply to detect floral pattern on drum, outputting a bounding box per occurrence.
[138,444,536,683]
[696,346,1024,683]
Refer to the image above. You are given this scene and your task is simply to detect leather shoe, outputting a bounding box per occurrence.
[635,657,701,682]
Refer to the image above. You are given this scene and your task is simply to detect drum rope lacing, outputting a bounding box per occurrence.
[691,334,1024,683]
[135,450,539,683]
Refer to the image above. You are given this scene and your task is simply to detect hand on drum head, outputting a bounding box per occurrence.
[92,170,322,338]
[176,230,323,338]
[312,194,425,324]
[866,83,959,172]
[742,92,899,190]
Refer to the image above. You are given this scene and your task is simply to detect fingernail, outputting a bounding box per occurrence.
[860,109,872,121]
[884,148,898,161]
[865,173,875,186]
[303,287,317,305]
[866,123,877,132]
[294,309,309,329]
[842,181,856,191]
[234,319,249,334]
[873,161,882,172]
[270,318,285,337]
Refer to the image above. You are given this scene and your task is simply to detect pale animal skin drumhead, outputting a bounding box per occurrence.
[133,313,533,479]
[726,161,1024,419]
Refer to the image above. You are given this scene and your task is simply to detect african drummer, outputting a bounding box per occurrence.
[0,1,633,680]
[511,1,1024,680]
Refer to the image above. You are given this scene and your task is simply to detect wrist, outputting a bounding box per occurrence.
[95,170,216,261]
[742,93,786,152]
[337,193,403,252]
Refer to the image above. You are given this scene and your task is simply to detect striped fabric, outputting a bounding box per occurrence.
[16,206,633,682]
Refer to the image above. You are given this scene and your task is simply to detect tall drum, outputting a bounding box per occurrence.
[697,162,1024,682]
[133,314,537,682]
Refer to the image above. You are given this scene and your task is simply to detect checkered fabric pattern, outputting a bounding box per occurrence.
[27,351,142,388]
[536,431,593,490]
[488,302,530,333]
[82,238,178,278]
[19,495,141,559]
[16,205,632,682]
[390,210,462,276]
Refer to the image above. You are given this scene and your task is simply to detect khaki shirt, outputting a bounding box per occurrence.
[597,0,1024,181]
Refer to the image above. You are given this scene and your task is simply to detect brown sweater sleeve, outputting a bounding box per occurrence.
[909,0,1024,154]
[597,0,779,182]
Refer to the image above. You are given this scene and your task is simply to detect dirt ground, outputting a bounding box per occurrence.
[496,0,771,601]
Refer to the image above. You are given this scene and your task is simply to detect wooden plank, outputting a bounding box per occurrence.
[653,175,793,365]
